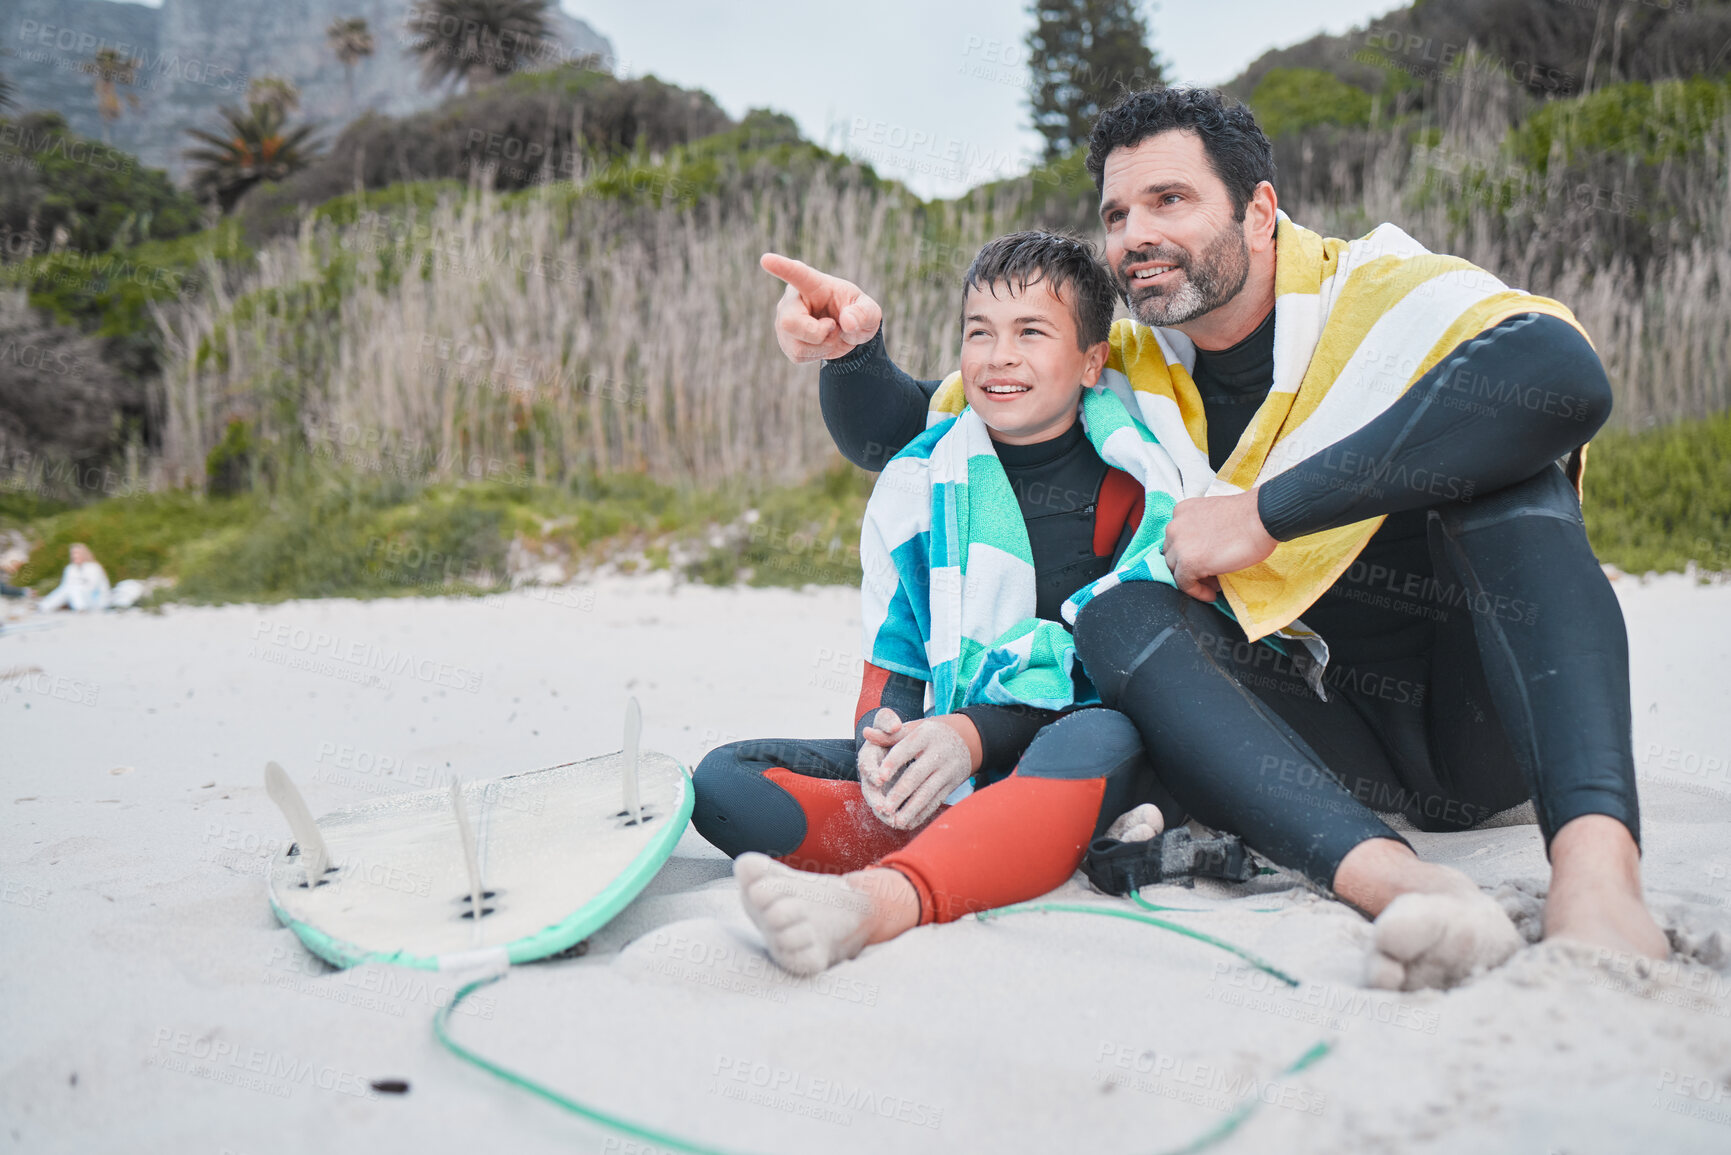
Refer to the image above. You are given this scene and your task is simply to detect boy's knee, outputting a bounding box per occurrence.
[1018,708,1144,781]
[691,749,807,859]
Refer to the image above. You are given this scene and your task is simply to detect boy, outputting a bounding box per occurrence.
[693,232,1221,974]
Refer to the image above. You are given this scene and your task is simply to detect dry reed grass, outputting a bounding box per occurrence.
[150,81,1728,491]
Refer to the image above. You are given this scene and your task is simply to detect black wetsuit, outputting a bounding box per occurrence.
[817,312,1638,887]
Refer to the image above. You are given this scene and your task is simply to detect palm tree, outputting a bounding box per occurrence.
[81,48,139,142]
[184,102,320,214]
[326,17,375,111]
[403,0,554,92]
[247,75,301,119]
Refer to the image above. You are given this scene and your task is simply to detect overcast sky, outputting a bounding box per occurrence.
[564,1,1406,197]
[116,0,1407,198]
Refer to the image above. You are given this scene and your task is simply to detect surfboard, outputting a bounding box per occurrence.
[264,702,692,970]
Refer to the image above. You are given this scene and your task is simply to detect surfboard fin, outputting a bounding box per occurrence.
[451,780,488,940]
[622,696,642,825]
[264,761,331,887]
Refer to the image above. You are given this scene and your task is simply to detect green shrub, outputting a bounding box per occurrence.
[205,418,256,496]
[1251,68,1377,139]
[685,463,872,589]
[1,220,250,381]
[0,111,205,255]
[15,490,259,588]
[1509,77,1731,174]
[1583,410,1731,575]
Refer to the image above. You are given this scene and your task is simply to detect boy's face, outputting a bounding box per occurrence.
[960,276,1108,446]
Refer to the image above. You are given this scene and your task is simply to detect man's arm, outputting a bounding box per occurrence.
[820,330,940,472]
[1162,313,1613,596]
[1256,313,1611,539]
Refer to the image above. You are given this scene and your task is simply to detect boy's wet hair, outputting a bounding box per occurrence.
[1085,86,1275,222]
[962,231,1117,350]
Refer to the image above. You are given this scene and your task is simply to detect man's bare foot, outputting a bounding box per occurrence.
[1364,891,1524,990]
[734,854,921,975]
[1335,837,1522,990]
[1542,814,1668,960]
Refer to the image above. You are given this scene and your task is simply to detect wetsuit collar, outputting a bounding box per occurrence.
[1192,305,1276,393]
[990,416,1089,469]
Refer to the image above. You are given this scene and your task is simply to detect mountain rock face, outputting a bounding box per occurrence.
[4,0,613,181]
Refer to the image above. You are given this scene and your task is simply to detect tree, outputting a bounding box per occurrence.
[403,0,555,93]
[247,75,301,119]
[184,102,320,214]
[326,17,375,111]
[81,48,140,142]
[1026,0,1164,161]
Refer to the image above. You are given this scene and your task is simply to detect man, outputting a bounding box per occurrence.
[763,86,1665,990]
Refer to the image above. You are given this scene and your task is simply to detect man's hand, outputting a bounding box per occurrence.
[761,253,883,364]
[857,712,980,830]
[1160,488,1279,602]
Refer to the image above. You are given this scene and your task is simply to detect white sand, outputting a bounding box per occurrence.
[3,573,1730,1153]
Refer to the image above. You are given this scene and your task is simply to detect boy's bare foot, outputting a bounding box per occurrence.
[1542,814,1668,960]
[734,854,921,975]
[1335,837,1522,990]
[1104,803,1165,843]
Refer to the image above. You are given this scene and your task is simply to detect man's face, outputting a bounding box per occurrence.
[1098,130,1251,328]
[959,276,1107,446]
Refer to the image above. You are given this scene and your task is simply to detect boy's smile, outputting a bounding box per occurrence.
[960,277,1109,446]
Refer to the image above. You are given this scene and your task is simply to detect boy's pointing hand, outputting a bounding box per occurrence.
[763,252,883,364]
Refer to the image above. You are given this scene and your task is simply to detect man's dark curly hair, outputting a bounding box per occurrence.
[1085,87,1276,222]
[962,231,1117,349]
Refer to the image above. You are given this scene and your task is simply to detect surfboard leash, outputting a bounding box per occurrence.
[975,900,1303,987]
[433,902,1330,1155]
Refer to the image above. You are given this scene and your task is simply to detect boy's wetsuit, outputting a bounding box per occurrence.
[693,423,1177,924]
[813,312,1639,889]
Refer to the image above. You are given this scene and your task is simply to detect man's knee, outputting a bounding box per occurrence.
[1434,461,1582,537]
[1073,581,1191,704]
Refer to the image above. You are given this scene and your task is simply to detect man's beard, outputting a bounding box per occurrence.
[1118,224,1250,327]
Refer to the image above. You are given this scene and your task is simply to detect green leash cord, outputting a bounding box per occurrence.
[1127,889,1285,918]
[433,903,1327,1154]
[977,900,1303,987]
[434,970,755,1155]
[1153,1038,1335,1155]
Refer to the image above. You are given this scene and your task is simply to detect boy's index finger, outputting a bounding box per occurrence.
[760,252,830,301]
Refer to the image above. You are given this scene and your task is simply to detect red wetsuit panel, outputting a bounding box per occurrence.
[1093,467,1147,558]
[855,661,893,728]
[877,772,1107,924]
[764,767,923,875]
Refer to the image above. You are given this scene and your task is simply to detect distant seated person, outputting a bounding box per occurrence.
[38,542,146,611]
[693,231,1269,975]
[0,556,29,600]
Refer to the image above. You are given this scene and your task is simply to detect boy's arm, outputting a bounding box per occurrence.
[762,253,937,471]
[821,330,941,472]
[956,704,1063,776]
[852,664,1058,776]
[854,664,928,751]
